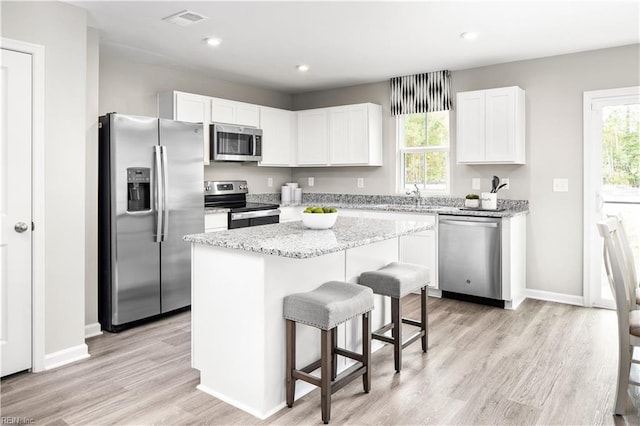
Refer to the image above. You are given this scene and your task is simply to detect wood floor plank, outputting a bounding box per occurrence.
[3,297,640,425]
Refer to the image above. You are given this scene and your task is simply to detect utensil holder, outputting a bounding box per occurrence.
[481,192,497,210]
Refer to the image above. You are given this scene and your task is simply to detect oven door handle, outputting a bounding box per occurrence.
[230,209,281,221]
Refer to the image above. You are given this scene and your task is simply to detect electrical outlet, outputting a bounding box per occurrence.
[267,177,273,187]
[357,178,364,188]
[472,178,481,190]
[308,177,314,187]
[502,178,510,190]
[553,178,569,192]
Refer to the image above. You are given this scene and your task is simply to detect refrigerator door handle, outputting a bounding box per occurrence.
[154,145,163,242]
[161,145,169,241]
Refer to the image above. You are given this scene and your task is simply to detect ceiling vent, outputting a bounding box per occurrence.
[163,10,207,27]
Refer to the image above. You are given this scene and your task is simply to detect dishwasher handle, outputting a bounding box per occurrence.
[439,219,499,228]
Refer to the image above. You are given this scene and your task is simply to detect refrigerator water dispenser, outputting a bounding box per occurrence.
[127,167,150,212]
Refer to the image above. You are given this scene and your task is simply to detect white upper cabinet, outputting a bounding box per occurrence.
[259,106,296,166]
[158,91,211,165]
[329,103,382,166]
[297,103,382,166]
[457,86,525,164]
[211,97,260,127]
[297,108,330,165]
[160,90,382,167]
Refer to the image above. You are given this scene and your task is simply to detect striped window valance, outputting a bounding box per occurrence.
[390,70,452,115]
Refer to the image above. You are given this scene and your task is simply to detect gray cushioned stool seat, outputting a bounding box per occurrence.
[284,281,374,330]
[359,262,430,298]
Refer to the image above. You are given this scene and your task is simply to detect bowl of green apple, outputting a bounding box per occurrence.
[301,206,338,229]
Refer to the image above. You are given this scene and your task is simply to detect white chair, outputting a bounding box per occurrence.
[597,217,640,415]
[608,212,639,308]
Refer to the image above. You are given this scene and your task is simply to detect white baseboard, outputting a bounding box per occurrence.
[197,384,282,420]
[44,344,90,370]
[524,289,584,307]
[85,322,102,339]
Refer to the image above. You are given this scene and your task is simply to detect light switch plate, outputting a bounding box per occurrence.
[472,178,481,190]
[502,178,510,190]
[267,177,273,187]
[357,178,364,188]
[553,178,569,192]
[308,177,314,187]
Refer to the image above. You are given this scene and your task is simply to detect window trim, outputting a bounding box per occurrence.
[396,113,451,195]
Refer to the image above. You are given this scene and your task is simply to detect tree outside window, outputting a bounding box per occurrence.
[398,111,450,193]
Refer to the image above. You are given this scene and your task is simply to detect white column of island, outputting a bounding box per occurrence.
[183,216,433,419]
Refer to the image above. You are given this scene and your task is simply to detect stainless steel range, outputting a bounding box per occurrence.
[204,180,280,229]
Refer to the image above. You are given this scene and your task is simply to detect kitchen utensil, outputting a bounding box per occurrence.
[495,183,507,193]
[491,176,500,193]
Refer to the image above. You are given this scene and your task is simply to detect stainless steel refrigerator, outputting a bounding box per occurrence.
[98,113,204,332]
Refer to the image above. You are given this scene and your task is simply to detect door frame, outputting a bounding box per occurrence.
[1,37,46,372]
[583,86,640,308]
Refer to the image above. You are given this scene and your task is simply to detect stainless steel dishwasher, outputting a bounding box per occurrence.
[438,215,502,303]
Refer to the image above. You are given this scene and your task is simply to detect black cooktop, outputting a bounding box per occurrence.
[228,202,280,213]
[205,197,279,212]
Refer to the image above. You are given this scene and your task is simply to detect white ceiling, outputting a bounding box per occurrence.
[72,0,640,94]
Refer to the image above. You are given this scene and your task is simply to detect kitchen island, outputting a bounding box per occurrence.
[184,216,433,419]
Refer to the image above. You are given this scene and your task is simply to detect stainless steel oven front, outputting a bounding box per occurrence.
[228,209,280,229]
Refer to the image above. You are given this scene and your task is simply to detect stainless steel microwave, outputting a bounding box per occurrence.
[210,122,262,162]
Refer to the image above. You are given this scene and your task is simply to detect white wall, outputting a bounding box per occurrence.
[98,48,294,193]
[85,28,99,330]
[1,1,88,354]
[292,44,640,298]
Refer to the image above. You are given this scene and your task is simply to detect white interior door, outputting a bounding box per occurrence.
[584,87,640,308]
[1,48,33,376]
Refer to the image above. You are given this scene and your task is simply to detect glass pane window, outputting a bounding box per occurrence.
[426,111,449,147]
[404,152,425,186]
[404,114,426,147]
[398,111,450,193]
[426,151,448,191]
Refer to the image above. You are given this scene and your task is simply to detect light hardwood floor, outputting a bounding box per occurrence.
[2,296,640,425]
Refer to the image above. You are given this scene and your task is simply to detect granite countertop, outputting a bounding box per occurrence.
[184,216,433,259]
[277,202,528,218]
[205,207,230,214]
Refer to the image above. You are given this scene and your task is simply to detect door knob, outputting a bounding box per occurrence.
[14,222,29,233]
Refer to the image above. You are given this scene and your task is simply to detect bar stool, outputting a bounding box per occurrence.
[359,262,430,373]
[284,281,374,424]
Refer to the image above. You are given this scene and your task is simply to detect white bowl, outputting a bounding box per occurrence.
[285,182,299,188]
[301,212,338,229]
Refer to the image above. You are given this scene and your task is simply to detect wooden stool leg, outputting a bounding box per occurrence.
[286,320,296,408]
[362,312,371,393]
[321,329,332,424]
[391,297,402,373]
[421,286,428,352]
[331,327,337,381]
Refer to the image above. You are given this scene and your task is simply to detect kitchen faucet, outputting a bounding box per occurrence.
[406,184,422,205]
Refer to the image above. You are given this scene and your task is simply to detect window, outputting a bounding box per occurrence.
[397,111,450,194]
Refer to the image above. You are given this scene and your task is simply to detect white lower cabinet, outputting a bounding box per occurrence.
[339,209,438,289]
[205,213,227,233]
[501,214,527,309]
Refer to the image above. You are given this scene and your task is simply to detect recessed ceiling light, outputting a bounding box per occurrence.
[296,64,310,72]
[205,38,221,47]
[460,32,478,40]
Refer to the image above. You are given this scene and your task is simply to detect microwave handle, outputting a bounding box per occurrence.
[253,134,257,157]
